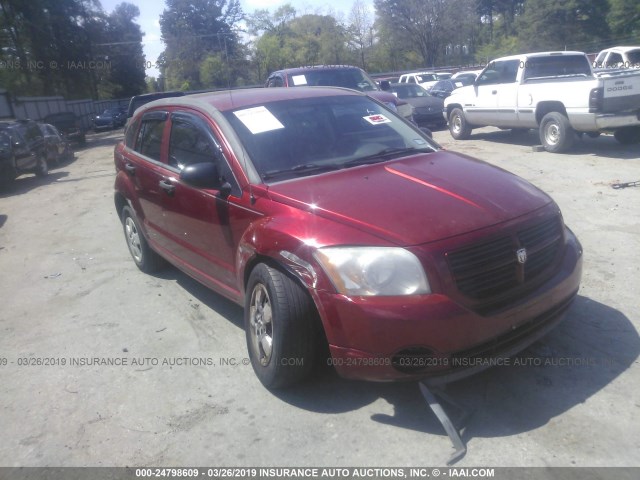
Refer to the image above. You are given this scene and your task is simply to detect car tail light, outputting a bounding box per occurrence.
[589,87,603,113]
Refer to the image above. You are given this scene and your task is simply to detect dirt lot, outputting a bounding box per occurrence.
[0,126,638,468]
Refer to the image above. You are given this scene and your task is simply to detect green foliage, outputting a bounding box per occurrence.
[0,0,147,99]
[516,0,610,52]
[607,0,640,37]
[159,0,246,90]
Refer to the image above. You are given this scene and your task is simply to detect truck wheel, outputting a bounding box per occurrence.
[539,112,574,153]
[449,108,472,140]
[245,263,318,389]
[121,206,165,273]
[614,127,640,145]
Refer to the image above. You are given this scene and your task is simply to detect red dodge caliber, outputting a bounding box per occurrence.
[114,87,582,389]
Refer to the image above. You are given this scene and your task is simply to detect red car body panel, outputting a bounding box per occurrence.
[114,88,582,383]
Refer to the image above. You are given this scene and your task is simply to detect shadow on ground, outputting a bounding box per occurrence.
[272,295,638,444]
[146,266,638,445]
[467,129,639,160]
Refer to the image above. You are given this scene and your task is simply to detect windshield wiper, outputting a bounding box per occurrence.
[262,162,341,180]
[342,147,423,167]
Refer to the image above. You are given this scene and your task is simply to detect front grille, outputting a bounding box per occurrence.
[446,216,563,303]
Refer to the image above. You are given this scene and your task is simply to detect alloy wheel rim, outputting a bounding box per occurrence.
[125,217,143,263]
[249,283,273,366]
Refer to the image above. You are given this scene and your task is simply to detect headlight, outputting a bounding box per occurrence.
[313,247,431,296]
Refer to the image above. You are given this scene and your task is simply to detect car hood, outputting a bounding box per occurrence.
[402,96,444,109]
[267,151,552,246]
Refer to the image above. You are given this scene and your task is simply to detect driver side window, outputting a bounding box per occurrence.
[169,120,216,170]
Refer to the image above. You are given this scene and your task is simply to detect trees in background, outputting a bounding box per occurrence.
[0,0,637,99]
[0,0,147,99]
[158,0,246,91]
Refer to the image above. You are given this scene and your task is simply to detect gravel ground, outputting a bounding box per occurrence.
[0,126,638,469]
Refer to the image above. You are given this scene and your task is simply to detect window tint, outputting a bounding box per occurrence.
[607,53,623,67]
[478,60,519,84]
[523,55,591,79]
[267,76,284,87]
[168,120,216,169]
[135,118,165,161]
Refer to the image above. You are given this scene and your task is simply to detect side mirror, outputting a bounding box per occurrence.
[180,162,220,190]
[380,80,391,91]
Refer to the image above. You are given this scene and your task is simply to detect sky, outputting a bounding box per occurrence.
[100,0,373,78]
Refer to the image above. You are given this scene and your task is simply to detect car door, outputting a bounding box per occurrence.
[464,65,501,125]
[493,59,520,125]
[11,129,37,170]
[159,110,251,297]
[123,110,171,250]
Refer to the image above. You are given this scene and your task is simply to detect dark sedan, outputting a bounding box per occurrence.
[94,108,125,130]
[39,123,71,164]
[43,111,86,146]
[429,78,474,99]
[389,83,445,127]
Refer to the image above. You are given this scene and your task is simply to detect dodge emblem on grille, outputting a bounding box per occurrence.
[516,248,528,264]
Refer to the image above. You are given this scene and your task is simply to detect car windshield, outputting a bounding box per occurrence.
[286,69,378,92]
[223,95,436,183]
[390,84,431,99]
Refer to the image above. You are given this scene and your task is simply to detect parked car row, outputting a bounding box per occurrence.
[0,119,73,187]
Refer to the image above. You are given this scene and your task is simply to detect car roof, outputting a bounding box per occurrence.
[601,46,640,53]
[138,86,365,116]
[495,51,586,62]
[270,65,363,76]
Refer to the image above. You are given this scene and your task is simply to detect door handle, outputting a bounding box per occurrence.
[492,90,497,95]
[158,179,176,196]
[124,163,136,175]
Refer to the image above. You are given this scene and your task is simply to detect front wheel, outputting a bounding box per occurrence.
[539,112,574,153]
[448,108,472,140]
[245,263,319,389]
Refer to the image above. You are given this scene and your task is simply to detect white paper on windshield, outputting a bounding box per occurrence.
[292,75,308,86]
[363,114,391,125]
[233,106,285,134]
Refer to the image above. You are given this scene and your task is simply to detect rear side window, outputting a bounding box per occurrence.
[135,115,166,161]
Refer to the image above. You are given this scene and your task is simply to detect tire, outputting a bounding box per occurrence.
[539,112,574,153]
[245,263,319,389]
[448,108,472,140]
[34,156,48,177]
[614,127,640,145]
[121,206,165,273]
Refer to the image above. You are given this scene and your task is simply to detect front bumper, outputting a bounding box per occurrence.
[315,229,583,383]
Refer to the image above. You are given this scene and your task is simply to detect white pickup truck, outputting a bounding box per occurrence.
[443,51,640,152]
